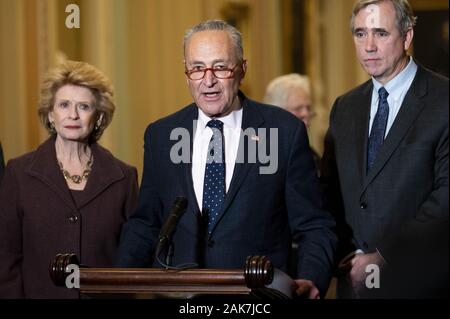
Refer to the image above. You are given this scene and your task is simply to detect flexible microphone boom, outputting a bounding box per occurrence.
[155,196,188,258]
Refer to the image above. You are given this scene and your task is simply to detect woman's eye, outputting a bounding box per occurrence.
[78,103,94,111]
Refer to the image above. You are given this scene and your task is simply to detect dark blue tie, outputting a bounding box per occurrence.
[367,87,389,172]
[202,119,225,233]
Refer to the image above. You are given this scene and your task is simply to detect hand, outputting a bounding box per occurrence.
[294,279,320,299]
[347,252,385,291]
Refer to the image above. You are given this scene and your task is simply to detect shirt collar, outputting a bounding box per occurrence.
[197,107,243,131]
[372,57,418,99]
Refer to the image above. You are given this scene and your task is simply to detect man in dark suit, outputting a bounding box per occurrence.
[321,0,448,298]
[0,143,4,183]
[116,20,337,298]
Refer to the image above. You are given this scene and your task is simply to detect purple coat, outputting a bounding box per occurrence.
[0,137,138,298]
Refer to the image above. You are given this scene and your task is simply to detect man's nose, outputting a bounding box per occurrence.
[203,69,218,86]
[365,33,377,52]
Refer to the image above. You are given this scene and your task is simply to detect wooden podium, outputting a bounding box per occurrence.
[50,254,297,299]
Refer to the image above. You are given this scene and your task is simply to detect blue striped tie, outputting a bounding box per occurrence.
[367,87,389,172]
[202,119,225,233]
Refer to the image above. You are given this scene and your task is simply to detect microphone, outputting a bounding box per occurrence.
[155,196,188,259]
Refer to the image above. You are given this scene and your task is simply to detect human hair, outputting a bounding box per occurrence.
[38,60,115,143]
[183,20,244,63]
[350,0,417,36]
[263,73,311,108]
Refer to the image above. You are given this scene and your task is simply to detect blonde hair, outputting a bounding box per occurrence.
[38,60,115,143]
[264,73,311,109]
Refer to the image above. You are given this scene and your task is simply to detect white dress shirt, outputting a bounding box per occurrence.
[192,108,243,211]
[369,57,418,137]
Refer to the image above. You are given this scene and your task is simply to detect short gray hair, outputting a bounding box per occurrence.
[183,20,244,62]
[263,74,311,108]
[350,0,417,36]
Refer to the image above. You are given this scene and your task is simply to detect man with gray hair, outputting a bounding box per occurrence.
[116,20,337,298]
[264,73,320,171]
[321,0,448,298]
[264,74,313,127]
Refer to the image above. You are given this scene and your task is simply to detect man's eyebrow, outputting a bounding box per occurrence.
[373,28,388,33]
[211,59,227,64]
[353,27,389,33]
[353,27,366,33]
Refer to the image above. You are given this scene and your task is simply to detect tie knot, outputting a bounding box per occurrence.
[378,87,389,101]
[207,119,224,131]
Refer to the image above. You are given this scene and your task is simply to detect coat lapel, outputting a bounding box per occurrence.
[362,66,428,193]
[26,137,127,212]
[75,143,125,209]
[209,95,264,234]
[26,137,78,214]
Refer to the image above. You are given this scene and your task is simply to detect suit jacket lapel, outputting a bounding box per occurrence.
[362,66,428,192]
[209,95,264,234]
[353,82,373,186]
[180,105,200,215]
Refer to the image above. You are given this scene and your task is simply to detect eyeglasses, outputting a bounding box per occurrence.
[185,64,240,80]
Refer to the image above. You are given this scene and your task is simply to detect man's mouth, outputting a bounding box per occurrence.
[203,92,221,97]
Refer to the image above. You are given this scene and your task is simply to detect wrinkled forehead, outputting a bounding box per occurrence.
[354,2,397,30]
[185,30,239,64]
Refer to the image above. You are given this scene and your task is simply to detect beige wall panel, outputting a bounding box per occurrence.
[120,0,204,176]
[0,0,27,161]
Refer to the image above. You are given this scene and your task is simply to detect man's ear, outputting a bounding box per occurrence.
[240,59,248,84]
[404,28,414,51]
[183,59,190,85]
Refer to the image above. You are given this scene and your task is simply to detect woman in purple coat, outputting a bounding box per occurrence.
[0,61,138,298]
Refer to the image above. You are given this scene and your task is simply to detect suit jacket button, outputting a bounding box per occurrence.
[68,216,78,223]
[360,202,367,209]
[208,239,215,247]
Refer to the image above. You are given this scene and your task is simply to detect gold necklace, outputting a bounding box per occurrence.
[58,157,93,184]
